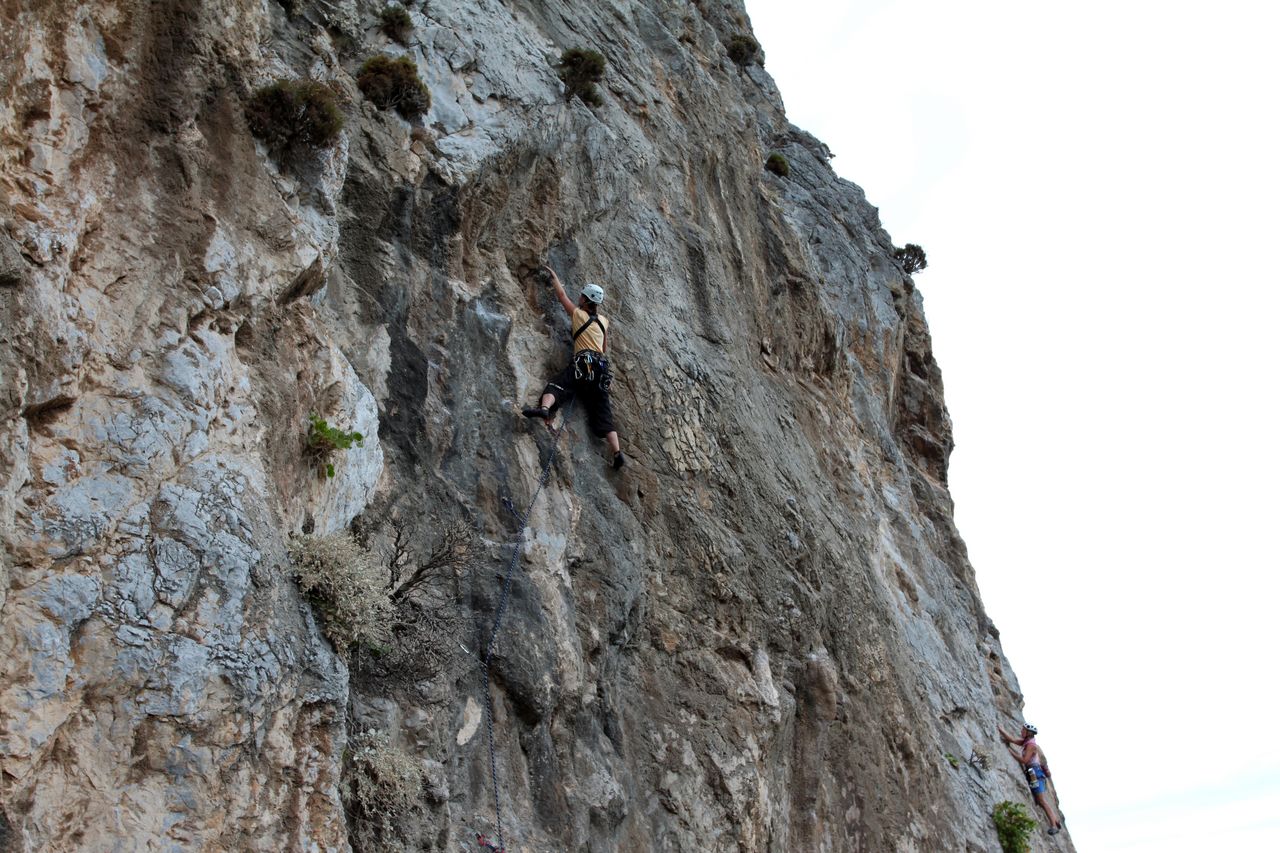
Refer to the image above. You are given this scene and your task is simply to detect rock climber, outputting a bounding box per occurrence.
[999,722,1063,836]
[522,264,625,470]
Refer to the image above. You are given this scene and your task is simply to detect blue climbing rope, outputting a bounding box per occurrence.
[476,403,574,853]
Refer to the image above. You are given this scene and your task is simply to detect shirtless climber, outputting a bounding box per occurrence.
[999,722,1063,835]
[522,264,625,470]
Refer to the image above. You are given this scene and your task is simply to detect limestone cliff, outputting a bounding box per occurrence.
[0,1,1071,851]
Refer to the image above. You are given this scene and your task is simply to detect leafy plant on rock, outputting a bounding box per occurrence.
[727,33,760,66]
[357,54,431,118]
[246,80,344,156]
[765,152,790,177]
[556,47,606,107]
[894,243,928,274]
[379,5,413,45]
[992,801,1038,853]
[307,413,364,479]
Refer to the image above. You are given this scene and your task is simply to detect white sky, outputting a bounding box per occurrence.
[743,1,1280,849]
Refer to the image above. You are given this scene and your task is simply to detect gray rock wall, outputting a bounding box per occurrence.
[0,0,1071,850]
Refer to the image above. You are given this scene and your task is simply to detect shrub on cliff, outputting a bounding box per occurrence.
[379,5,413,45]
[357,54,431,118]
[765,152,790,177]
[727,33,760,66]
[992,801,1037,853]
[288,532,391,654]
[894,243,928,274]
[342,729,426,850]
[245,80,344,155]
[556,48,606,107]
[350,512,472,685]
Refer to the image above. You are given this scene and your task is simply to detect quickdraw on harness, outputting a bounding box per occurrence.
[471,400,575,853]
[571,313,612,391]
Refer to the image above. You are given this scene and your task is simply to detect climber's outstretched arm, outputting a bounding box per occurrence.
[544,265,577,317]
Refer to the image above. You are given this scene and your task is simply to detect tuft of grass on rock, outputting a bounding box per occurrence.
[765,152,790,177]
[379,5,413,45]
[357,54,431,118]
[246,80,344,156]
[556,47,606,107]
[289,532,391,655]
[727,33,760,66]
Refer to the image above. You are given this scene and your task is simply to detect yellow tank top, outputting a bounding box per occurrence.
[571,308,608,355]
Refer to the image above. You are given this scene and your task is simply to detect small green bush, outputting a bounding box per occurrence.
[379,5,413,45]
[944,752,960,768]
[556,48,606,107]
[357,54,431,118]
[342,730,426,849]
[307,414,364,478]
[727,34,760,66]
[992,801,1037,853]
[894,243,928,274]
[246,80,344,155]
[289,532,391,654]
[765,152,790,177]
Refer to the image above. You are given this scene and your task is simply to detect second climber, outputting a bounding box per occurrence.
[522,264,625,470]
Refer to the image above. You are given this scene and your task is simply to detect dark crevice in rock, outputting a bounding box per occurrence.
[21,394,75,428]
[277,256,327,304]
[0,233,29,287]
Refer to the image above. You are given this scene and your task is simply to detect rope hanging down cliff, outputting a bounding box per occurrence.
[472,400,575,853]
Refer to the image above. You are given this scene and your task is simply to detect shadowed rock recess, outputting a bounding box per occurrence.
[0,1,1072,851]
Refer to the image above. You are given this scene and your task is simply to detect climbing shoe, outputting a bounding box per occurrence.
[1048,827,1060,836]
[522,405,550,420]
[612,451,626,470]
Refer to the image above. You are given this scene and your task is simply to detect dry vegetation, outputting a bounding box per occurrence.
[288,532,391,654]
[357,54,431,118]
[351,513,472,687]
[245,80,344,157]
[342,729,426,852]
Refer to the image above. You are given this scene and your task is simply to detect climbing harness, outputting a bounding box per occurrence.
[472,400,575,852]
[572,350,612,391]
[570,313,612,391]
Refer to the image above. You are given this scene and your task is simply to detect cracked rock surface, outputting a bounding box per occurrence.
[1,1,1071,851]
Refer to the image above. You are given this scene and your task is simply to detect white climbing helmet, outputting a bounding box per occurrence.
[581,283,605,304]
[1023,723,1038,735]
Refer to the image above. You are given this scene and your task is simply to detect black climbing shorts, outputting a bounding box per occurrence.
[543,364,615,438]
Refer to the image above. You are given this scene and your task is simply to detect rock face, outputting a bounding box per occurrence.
[0,1,1070,851]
